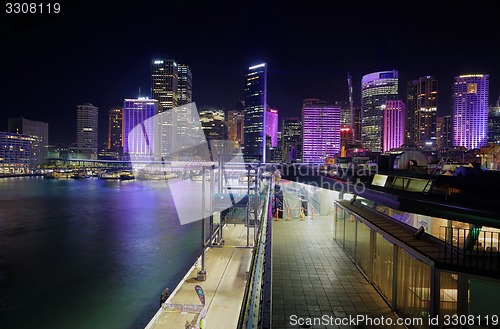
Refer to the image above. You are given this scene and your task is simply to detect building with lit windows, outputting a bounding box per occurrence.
[407,76,438,148]
[8,117,48,167]
[151,59,178,111]
[383,100,406,152]
[177,63,192,106]
[488,100,500,145]
[301,99,341,163]
[227,101,245,147]
[453,74,489,150]
[72,103,98,159]
[244,63,267,162]
[123,98,160,160]
[282,117,302,163]
[266,108,278,148]
[107,107,123,152]
[199,107,226,140]
[0,132,37,174]
[437,115,453,150]
[361,70,399,152]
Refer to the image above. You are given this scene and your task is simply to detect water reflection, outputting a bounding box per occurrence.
[0,177,201,329]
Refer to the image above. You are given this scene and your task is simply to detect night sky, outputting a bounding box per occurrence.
[1,0,499,145]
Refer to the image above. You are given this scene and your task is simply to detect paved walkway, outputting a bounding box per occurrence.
[146,224,253,329]
[272,212,405,329]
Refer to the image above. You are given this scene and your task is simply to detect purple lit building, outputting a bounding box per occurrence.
[383,100,406,152]
[301,99,341,163]
[266,108,278,147]
[453,74,489,150]
[123,98,160,159]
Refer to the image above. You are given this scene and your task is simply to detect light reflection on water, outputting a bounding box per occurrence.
[0,177,202,329]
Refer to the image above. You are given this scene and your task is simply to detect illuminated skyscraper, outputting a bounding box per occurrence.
[123,98,160,159]
[383,100,405,152]
[76,103,98,158]
[177,63,192,106]
[244,63,267,162]
[301,99,341,163]
[151,59,178,111]
[282,117,302,163]
[151,59,179,157]
[407,76,438,147]
[266,108,278,148]
[107,107,123,151]
[453,74,489,150]
[361,70,399,152]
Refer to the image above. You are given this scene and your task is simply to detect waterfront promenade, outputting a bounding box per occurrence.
[272,212,405,329]
[145,224,253,329]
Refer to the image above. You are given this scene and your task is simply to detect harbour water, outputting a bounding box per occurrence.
[0,176,202,329]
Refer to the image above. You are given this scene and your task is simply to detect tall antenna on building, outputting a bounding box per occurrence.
[138,87,141,98]
[347,72,355,130]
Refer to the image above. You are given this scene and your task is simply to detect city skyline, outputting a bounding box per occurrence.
[2,0,499,145]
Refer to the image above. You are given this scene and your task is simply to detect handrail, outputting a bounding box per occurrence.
[237,177,273,329]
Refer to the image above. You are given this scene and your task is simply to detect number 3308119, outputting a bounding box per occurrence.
[6,3,60,14]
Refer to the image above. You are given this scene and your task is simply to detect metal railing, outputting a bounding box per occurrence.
[237,179,273,329]
[440,226,500,273]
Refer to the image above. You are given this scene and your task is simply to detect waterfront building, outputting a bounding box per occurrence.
[282,117,302,163]
[488,99,500,145]
[453,74,489,150]
[361,70,399,152]
[73,103,98,159]
[301,98,341,163]
[244,63,267,162]
[0,131,36,174]
[407,76,438,148]
[107,107,123,152]
[383,100,406,152]
[123,98,160,160]
[437,115,453,150]
[8,117,48,167]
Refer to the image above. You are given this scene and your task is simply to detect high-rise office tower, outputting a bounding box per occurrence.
[123,98,160,159]
[151,59,179,157]
[76,103,98,157]
[407,76,438,147]
[437,115,453,149]
[453,74,489,150]
[108,107,123,151]
[488,99,500,145]
[177,63,192,105]
[8,117,49,166]
[151,59,178,111]
[361,70,399,152]
[227,101,245,146]
[266,108,278,148]
[383,100,406,152]
[282,117,302,163]
[302,99,341,163]
[244,63,267,162]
